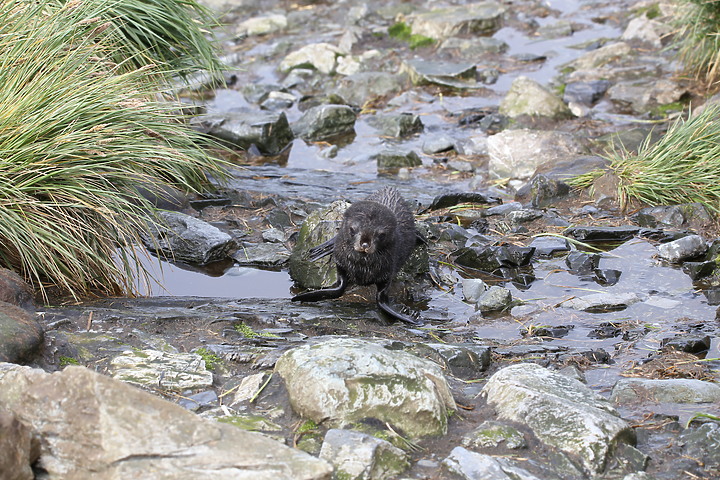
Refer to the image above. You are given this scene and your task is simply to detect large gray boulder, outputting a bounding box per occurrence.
[481,363,635,475]
[487,129,585,180]
[142,211,235,265]
[275,338,455,438]
[0,363,332,479]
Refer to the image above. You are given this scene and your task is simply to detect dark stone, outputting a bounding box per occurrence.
[178,390,219,411]
[189,193,233,210]
[563,226,640,242]
[529,236,570,256]
[661,335,711,354]
[515,174,571,208]
[373,149,422,171]
[415,344,492,379]
[453,245,535,271]
[683,261,717,280]
[563,80,610,105]
[425,192,502,211]
[0,302,44,363]
[680,423,720,468]
[0,269,34,309]
[366,113,424,138]
[292,104,357,141]
[706,288,720,305]
[566,251,600,274]
[191,111,294,155]
[594,268,621,285]
[588,322,622,339]
[521,325,574,338]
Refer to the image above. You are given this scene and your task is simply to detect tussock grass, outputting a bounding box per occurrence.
[570,104,720,213]
[674,0,720,86]
[0,0,227,300]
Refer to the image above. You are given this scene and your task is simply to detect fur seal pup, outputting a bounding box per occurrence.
[292,186,422,325]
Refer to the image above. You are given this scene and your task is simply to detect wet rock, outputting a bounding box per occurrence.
[279,42,342,75]
[515,174,571,208]
[487,129,585,180]
[635,203,712,230]
[529,235,570,256]
[401,60,478,89]
[191,111,294,155]
[426,191,502,210]
[373,149,422,171]
[0,302,43,364]
[261,91,296,110]
[564,225,640,242]
[289,200,349,289]
[319,429,409,480]
[422,135,456,154]
[563,292,640,312]
[0,268,34,308]
[462,278,489,303]
[621,16,671,48]
[506,208,543,224]
[499,76,573,120]
[274,338,456,438]
[417,343,492,379]
[0,364,332,479]
[410,3,505,40]
[566,251,601,274]
[142,211,234,265]
[683,260,717,280]
[477,286,512,312]
[366,113,423,138]
[661,334,711,354]
[462,421,527,449]
[608,79,687,113]
[453,245,535,272]
[566,42,632,72]
[657,234,707,262]
[482,363,635,475]
[611,378,720,404]
[292,104,357,141]
[443,447,539,480]
[232,242,290,267]
[0,409,39,480]
[335,72,408,107]
[563,80,610,105]
[485,202,522,216]
[178,390,218,412]
[594,268,622,285]
[439,37,508,56]
[538,19,574,39]
[680,423,720,468]
[109,349,213,391]
[236,13,287,37]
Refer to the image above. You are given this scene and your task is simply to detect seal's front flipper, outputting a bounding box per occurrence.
[306,237,336,261]
[291,275,347,302]
[376,284,423,326]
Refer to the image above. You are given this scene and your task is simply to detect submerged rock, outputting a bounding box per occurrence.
[563,292,640,312]
[0,363,332,479]
[275,338,456,438]
[319,429,409,480]
[482,363,635,475]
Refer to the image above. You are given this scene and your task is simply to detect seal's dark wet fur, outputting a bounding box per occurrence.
[292,187,422,325]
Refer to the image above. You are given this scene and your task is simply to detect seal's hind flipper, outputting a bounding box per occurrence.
[291,275,347,302]
[306,237,336,261]
[376,284,423,326]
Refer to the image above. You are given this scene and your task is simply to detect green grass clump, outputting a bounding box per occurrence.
[195,347,221,370]
[0,0,227,300]
[388,22,435,49]
[673,0,720,86]
[570,104,720,213]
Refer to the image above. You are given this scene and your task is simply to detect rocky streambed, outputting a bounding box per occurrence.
[2,0,720,478]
